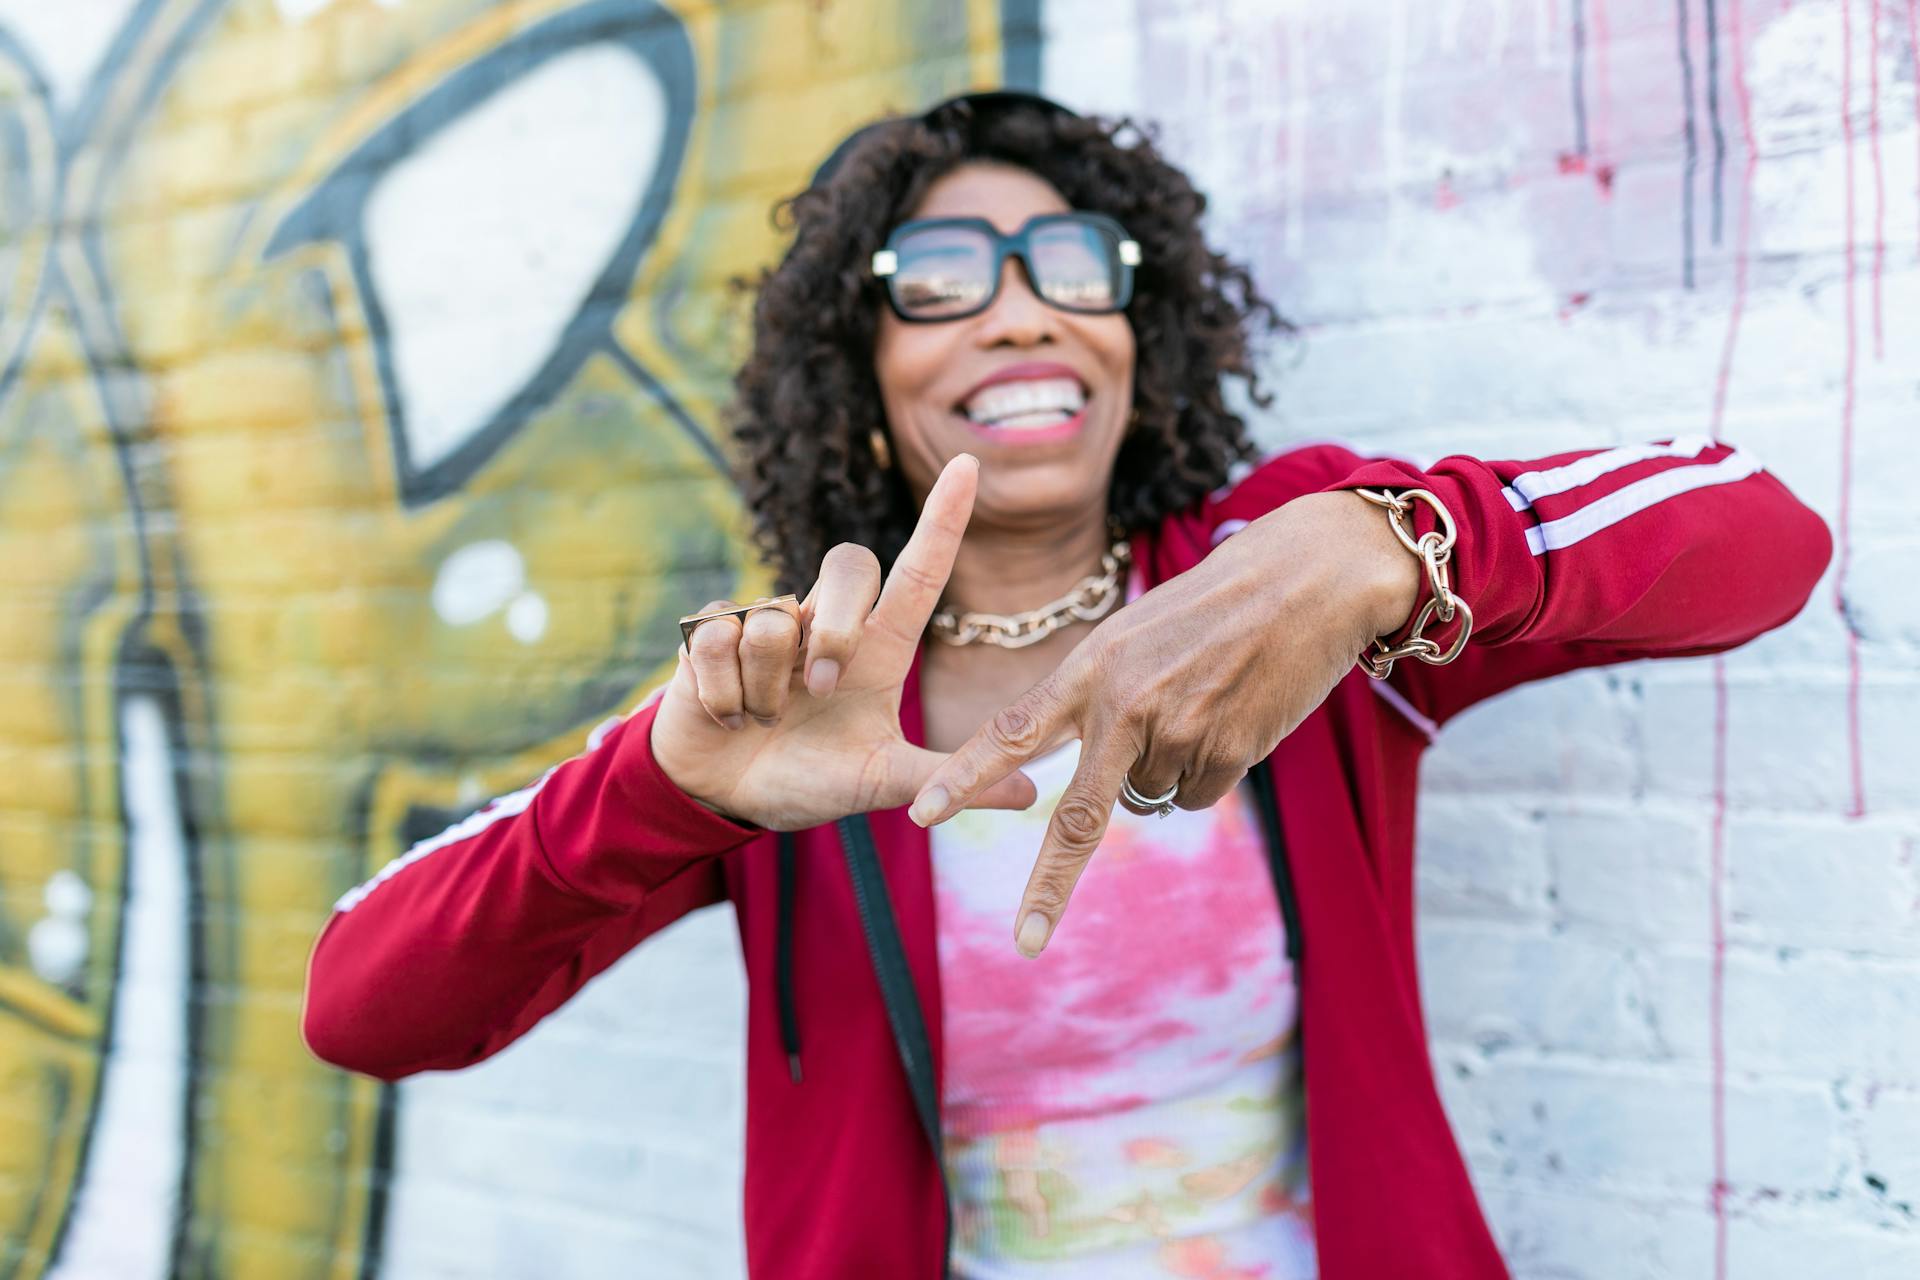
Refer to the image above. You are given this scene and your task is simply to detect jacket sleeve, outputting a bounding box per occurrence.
[1207,436,1833,727]
[301,691,761,1082]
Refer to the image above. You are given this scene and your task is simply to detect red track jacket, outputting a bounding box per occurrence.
[303,439,1830,1278]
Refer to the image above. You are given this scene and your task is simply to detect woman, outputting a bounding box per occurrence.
[303,93,1832,1277]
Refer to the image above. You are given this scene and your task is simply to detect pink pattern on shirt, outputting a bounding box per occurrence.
[930,740,1315,1276]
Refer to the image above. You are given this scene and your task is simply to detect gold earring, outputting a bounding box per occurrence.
[869,428,893,470]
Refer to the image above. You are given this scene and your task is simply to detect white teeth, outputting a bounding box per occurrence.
[963,377,1086,425]
[993,410,1071,431]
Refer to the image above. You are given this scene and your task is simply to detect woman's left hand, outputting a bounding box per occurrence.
[909,490,1421,957]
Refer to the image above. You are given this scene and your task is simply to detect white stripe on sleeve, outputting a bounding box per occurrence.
[1210,517,1250,546]
[1503,435,1714,511]
[1522,449,1762,555]
[333,768,556,913]
[1368,676,1439,741]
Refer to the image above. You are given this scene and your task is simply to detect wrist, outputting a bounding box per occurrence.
[646,697,752,824]
[1305,491,1424,639]
[1238,491,1423,646]
[1343,489,1425,637]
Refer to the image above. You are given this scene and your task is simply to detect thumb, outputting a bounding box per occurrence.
[882,742,1038,813]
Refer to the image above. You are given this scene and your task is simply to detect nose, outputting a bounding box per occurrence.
[972,254,1057,347]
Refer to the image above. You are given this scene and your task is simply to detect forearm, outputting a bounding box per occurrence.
[302,699,755,1079]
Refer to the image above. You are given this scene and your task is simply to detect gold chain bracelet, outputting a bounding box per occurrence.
[1351,487,1475,679]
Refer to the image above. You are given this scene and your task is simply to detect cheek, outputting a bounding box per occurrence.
[872,315,947,425]
[1093,318,1137,395]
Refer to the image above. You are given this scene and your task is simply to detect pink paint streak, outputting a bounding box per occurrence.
[1704,8,1767,1266]
[1710,0,1760,435]
[1910,1,1920,255]
[1709,657,1730,1280]
[1839,0,1867,820]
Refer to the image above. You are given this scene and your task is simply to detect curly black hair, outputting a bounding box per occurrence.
[729,98,1286,597]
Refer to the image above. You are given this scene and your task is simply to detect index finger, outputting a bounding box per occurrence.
[868,453,978,640]
[1011,725,1135,957]
[908,675,1076,827]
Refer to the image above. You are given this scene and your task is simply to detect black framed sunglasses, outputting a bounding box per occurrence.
[871,211,1143,322]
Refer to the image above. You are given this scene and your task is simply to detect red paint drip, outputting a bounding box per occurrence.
[1839,0,1866,820]
[1709,657,1729,1280]
[1869,0,1885,361]
[1711,0,1760,435]
[1701,5,1763,1265]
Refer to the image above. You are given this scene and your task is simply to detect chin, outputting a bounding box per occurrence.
[970,459,1113,530]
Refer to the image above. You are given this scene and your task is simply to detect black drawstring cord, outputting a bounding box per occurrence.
[776,831,803,1083]
[1245,763,1301,969]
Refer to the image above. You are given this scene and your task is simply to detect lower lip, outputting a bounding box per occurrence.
[956,408,1088,445]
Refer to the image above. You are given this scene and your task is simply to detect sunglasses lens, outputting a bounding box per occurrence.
[1029,219,1125,311]
[888,225,996,318]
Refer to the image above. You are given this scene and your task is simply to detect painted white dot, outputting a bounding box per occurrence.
[44,869,92,918]
[506,591,549,644]
[431,541,525,626]
[28,916,87,986]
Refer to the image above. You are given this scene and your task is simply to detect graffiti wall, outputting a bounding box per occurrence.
[0,1,1035,1276]
[1,1,1915,1278]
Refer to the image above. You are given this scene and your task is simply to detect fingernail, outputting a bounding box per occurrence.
[722,714,744,731]
[807,658,840,698]
[909,786,948,827]
[1016,911,1051,958]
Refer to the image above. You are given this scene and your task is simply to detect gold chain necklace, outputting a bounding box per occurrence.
[929,539,1131,648]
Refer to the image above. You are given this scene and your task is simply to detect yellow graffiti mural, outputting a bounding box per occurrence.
[0,0,1031,1275]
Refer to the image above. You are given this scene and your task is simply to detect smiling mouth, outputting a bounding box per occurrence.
[957,376,1088,432]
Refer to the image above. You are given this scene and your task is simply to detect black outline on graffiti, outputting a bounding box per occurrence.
[263,0,712,507]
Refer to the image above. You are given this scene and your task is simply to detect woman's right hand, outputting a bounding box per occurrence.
[650,455,1037,830]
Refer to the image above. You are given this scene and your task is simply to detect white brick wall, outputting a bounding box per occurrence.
[1047,1,1920,1274]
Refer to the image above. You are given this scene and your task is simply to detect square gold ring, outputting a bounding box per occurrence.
[678,595,800,654]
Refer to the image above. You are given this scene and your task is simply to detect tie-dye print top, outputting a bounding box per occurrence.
[929,738,1315,1279]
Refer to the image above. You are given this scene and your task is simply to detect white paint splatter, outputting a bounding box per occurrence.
[27,918,86,986]
[431,541,525,626]
[45,868,92,916]
[506,592,549,644]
